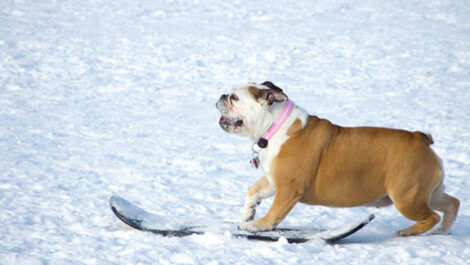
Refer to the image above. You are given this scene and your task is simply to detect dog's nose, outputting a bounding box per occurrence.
[220,94,228,101]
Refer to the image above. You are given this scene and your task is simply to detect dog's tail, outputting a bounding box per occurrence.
[414,131,434,145]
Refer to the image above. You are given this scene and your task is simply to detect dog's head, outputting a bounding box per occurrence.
[216,81,288,140]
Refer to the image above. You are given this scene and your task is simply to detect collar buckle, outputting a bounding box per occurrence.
[257,138,268,148]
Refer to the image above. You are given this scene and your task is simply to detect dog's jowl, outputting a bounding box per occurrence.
[216,81,459,236]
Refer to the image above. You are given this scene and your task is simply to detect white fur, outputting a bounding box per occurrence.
[242,184,275,222]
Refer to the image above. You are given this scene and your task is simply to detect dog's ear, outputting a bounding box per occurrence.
[261,81,288,105]
[265,90,288,105]
[261,81,283,92]
[249,82,288,105]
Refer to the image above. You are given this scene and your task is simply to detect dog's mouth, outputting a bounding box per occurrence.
[216,97,244,133]
[219,115,244,131]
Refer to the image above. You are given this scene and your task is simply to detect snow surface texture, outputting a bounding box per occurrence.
[1,0,469,264]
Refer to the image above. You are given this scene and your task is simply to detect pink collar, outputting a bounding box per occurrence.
[257,99,294,148]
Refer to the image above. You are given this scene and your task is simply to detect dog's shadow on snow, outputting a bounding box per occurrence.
[331,229,467,245]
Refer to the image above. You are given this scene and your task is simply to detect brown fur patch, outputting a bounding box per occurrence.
[286,119,303,136]
[248,86,264,100]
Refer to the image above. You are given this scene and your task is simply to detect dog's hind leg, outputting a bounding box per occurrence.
[393,200,440,236]
[390,149,452,236]
[429,182,460,234]
[389,176,441,236]
[242,176,275,222]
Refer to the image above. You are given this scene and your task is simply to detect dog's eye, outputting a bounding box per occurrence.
[230,94,239,101]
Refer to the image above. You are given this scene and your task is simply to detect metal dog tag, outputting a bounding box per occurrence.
[250,156,260,169]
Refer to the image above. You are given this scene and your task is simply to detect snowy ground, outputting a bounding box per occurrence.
[1,0,470,264]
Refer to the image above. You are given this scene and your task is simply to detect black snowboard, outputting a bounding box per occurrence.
[109,196,374,244]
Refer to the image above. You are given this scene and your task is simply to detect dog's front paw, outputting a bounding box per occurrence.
[238,220,273,232]
[242,206,256,222]
[238,221,262,232]
[242,197,260,222]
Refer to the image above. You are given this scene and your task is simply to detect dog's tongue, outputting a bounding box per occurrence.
[220,116,230,124]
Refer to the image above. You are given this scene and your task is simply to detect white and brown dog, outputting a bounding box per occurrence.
[216,81,459,236]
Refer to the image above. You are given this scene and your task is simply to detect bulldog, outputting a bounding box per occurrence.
[216,81,459,236]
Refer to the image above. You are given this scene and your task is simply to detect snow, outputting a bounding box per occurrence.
[1,0,469,264]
